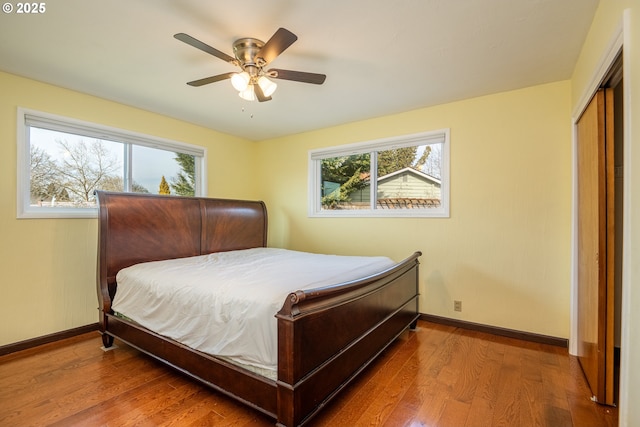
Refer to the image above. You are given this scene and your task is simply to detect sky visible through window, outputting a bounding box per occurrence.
[30,127,182,195]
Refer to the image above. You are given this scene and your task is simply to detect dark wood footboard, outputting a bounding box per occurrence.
[95,191,420,426]
[276,251,420,426]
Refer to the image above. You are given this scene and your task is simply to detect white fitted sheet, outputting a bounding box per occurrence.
[112,247,395,379]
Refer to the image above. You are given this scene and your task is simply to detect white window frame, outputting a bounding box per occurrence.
[308,129,450,218]
[17,107,207,219]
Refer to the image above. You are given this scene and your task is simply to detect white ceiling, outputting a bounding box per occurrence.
[0,0,598,141]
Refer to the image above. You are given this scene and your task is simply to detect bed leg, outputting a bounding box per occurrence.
[101,333,114,348]
[409,318,418,331]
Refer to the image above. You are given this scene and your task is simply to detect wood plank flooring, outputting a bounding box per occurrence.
[0,321,618,427]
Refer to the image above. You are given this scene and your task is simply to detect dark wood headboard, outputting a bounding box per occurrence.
[95,191,267,313]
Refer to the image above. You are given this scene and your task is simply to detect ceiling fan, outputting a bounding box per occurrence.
[174,28,326,102]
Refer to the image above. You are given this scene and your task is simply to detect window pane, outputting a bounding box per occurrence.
[376,143,442,209]
[132,146,195,196]
[309,129,449,218]
[29,127,124,208]
[320,153,371,210]
[20,109,207,218]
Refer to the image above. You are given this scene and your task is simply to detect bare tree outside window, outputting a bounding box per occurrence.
[422,143,442,179]
[20,110,206,218]
[28,128,196,208]
[54,139,122,204]
[29,145,59,204]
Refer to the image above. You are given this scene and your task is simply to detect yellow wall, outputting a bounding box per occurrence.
[571,2,639,425]
[256,81,572,339]
[0,71,257,346]
[1,74,573,345]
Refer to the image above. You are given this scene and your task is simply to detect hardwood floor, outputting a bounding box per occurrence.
[0,321,618,427]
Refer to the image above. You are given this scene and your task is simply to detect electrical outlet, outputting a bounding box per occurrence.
[454,300,462,312]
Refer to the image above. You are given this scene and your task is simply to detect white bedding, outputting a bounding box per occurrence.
[112,247,395,379]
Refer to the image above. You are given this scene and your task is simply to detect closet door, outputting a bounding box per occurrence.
[576,88,615,405]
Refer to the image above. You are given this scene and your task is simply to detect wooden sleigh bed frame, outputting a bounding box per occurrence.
[96,190,421,426]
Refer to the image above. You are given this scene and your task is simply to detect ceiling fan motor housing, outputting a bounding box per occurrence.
[233,38,266,72]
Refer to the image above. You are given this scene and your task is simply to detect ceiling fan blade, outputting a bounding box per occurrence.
[254,83,272,102]
[268,69,326,85]
[174,33,236,65]
[186,72,235,87]
[256,28,298,65]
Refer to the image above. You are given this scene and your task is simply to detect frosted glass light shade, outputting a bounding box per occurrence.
[231,72,250,91]
[257,76,277,97]
[238,85,255,101]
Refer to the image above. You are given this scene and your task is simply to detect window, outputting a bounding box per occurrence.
[309,129,449,217]
[17,108,207,218]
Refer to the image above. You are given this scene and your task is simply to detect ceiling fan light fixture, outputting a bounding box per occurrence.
[238,85,256,101]
[257,76,277,97]
[176,29,326,103]
[231,71,250,91]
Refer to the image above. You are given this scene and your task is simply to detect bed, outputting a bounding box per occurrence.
[95,190,421,426]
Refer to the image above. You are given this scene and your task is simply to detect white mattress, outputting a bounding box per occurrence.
[112,247,395,379]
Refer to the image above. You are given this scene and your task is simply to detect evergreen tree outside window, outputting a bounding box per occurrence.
[309,129,450,218]
[171,153,196,196]
[158,176,171,195]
